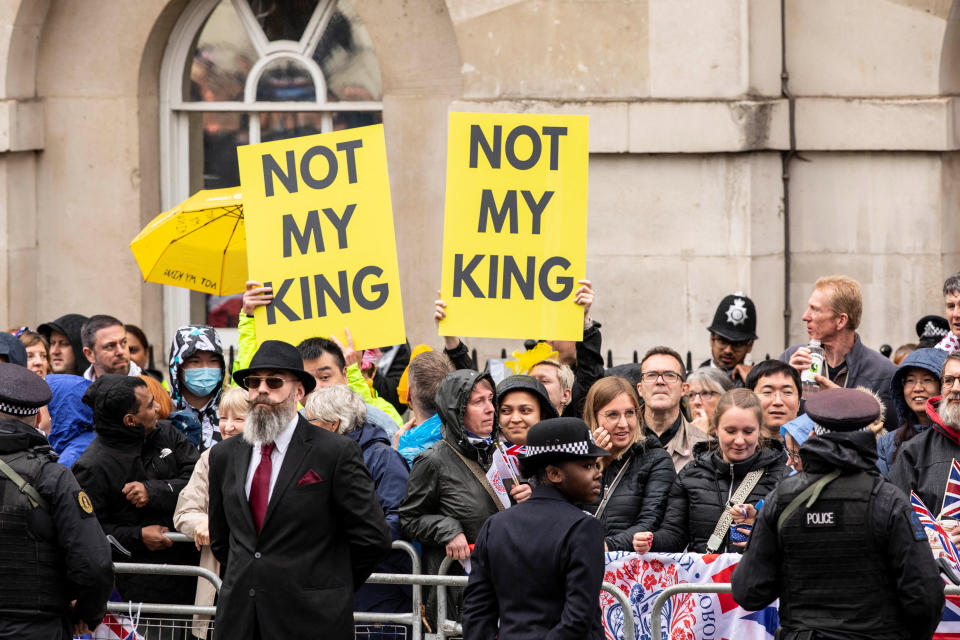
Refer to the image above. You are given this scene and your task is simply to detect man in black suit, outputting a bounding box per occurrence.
[209,340,392,639]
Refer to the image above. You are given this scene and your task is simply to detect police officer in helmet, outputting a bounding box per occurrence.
[732,388,945,640]
[0,363,113,639]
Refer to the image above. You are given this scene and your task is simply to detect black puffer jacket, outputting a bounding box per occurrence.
[400,370,500,569]
[652,439,788,553]
[71,376,200,604]
[581,434,675,550]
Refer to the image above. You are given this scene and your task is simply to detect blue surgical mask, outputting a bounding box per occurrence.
[183,367,223,397]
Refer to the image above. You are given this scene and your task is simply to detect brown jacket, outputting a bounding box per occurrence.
[663,415,708,472]
[173,449,217,639]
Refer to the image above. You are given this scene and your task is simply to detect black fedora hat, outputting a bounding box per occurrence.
[232,340,316,394]
[519,417,609,476]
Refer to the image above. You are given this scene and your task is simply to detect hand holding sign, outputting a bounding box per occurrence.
[242,280,273,315]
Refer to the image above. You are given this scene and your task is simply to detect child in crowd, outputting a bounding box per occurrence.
[461,417,609,640]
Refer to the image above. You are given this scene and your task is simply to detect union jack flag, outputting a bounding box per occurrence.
[940,459,960,520]
[912,491,960,569]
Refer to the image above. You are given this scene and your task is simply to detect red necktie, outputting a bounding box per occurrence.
[249,443,275,533]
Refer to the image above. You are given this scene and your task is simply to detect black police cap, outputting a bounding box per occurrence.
[0,362,51,415]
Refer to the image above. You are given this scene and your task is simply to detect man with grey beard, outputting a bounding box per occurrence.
[208,340,391,640]
[890,350,960,536]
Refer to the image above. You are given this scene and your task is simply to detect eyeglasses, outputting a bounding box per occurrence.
[904,376,939,388]
[757,388,797,400]
[600,409,637,423]
[686,390,719,402]
[943,376,960,388]
[640,371,683,384]
[242,375,291,390]
[787,449,801,463]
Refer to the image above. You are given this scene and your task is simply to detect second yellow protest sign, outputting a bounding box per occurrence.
[237,124,405,350]
[439,112,589,341]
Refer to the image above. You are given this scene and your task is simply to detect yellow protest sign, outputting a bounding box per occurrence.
[237,124,405,350]
[439,112,589,341]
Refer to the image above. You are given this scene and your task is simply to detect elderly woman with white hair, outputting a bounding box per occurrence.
[303,386,411,620]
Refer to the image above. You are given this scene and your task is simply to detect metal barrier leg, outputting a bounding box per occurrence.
[601,582,635,640]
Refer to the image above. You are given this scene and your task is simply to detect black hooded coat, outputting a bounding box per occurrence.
[70,375,199,604]
[399,370,500,621]
[38,314,87,376]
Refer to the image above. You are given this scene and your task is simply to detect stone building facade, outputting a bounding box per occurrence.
[0,0,957,370]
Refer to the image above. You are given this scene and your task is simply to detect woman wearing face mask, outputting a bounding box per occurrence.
[580,377,676,551]
[168,324,227,450]
[174,386,246,639]
[632,388,787,554]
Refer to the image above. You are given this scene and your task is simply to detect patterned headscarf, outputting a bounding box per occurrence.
[168,324,225,450]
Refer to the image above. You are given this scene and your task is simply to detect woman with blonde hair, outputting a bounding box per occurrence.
[174,386,247,639]
[632,388,787,554]
[580,376,675,550]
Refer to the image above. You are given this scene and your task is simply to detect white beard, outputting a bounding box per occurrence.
[938,394,960,430]
[243,392,297,445]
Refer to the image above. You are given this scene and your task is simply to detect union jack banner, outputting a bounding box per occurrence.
[911,492,960,570]
[940,459,960,520]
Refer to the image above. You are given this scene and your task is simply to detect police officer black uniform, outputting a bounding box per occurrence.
[731,388,945,640]
[0,363,113,639]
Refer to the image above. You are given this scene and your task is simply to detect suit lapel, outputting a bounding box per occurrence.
[261,417,312,532]
[233,439,256,533]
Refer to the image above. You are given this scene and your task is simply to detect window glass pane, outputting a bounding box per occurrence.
[332,110,382,131]
[190,1,257,102]
[260,112,322,141]
[256,59,317,101]
[250,0,319,41]
[190,112,249,190]
[313,0,382,102]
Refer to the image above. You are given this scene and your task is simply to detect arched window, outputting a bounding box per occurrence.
[160,0,382,332]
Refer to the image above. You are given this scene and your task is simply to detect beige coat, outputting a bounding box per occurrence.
[663,415,708,472]
[173,449,218,639]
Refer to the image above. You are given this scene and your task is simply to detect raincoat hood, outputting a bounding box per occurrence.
[345,421,392,450]
[890,348,948,426]
[495,375,559,421]
[168,324,226,403]
[434,369,497,458]
[37,313,88,375]
[46,374,94,452]
[82,373,145,448]
[798,429,879,474]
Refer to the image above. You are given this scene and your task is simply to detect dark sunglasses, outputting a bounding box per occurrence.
[242,375,290,390]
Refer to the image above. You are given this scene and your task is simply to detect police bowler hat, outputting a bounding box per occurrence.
[519,417,609,476]
[708,293,758,343]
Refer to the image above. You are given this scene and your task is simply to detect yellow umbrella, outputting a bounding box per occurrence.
[130,187,247,296]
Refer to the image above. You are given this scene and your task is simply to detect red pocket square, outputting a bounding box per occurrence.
[297,469,324,486]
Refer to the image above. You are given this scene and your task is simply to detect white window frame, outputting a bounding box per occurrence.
[159,0,382,338]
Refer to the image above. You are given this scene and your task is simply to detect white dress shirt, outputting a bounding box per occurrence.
[244,413,299,501]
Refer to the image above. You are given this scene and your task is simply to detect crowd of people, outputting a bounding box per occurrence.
[2,271,960,639]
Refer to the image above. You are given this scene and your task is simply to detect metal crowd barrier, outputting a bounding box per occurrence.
[434,556,636,640]
[651,583,960,638]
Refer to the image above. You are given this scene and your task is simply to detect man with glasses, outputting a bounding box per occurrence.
[208,340,391,640]
[699,293,758,387]
[890,350,960,545]
[745,360,803,440]
[637,346,707,471]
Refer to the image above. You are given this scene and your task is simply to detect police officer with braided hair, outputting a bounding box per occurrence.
[0,362,113,639]
[732,388,944,640]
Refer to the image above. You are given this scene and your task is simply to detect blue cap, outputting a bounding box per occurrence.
[780,413,814,446]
